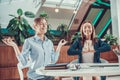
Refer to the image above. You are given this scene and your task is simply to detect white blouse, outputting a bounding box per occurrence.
[82,40,94,63]
[82,52,94,63]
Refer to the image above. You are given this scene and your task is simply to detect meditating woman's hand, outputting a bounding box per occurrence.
[2,37,17,47]
[58,39,68,46]
[89,50,95,53]
[82,50,95,54]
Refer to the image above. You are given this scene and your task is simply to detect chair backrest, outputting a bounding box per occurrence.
[17,62,29,80]
[17,63,24,80]
[17,60,31,80]
[17,54,31,80]
[100,58,109,63]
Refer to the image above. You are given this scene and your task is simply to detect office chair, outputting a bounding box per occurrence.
[17,62,30,80]
[69,58,108,80]
[17,55,31,80]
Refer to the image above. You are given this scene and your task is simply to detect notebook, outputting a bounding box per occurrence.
[45,63,69,70]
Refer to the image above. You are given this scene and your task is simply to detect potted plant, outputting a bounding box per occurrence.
[104,34,118,45]
[56,24,68,38]
[47,23,68,45]
[7,8,35,46]
[70,32,81,44]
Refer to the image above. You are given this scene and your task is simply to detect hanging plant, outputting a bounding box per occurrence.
[39,11,49,19]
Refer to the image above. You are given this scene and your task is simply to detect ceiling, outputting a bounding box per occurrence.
[42,0,80,10]
[0,0,80,10]
[0,0,112,38]
[0,0,81,29]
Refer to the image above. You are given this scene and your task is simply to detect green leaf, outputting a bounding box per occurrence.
[9,14,16,18]
[17,8,23,16]
[40,11,48,18]
[24,11,35,18]
[18,24,23,31]
[23,24,32,30]
[20,33,25,43]
[22,18,29,26]
[7,18,16,28]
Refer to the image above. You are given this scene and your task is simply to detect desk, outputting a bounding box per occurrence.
[36,63,120,80]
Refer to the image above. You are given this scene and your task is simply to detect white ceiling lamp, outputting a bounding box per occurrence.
[54,0,64,13]
[55,8,59,13]
[73,10,77,14]
[55,4,59,13]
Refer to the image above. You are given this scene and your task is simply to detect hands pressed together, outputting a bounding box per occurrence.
[82,50,95,54]
[82,41,95,54]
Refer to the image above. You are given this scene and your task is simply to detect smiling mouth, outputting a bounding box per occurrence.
[41,28,46,30]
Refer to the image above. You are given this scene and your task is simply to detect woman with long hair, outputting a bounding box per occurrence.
[67,21,111,80]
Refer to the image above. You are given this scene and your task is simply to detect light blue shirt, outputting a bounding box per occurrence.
[18,35,59,79]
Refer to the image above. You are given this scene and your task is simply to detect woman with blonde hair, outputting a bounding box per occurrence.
[67,21,111,80]
[2,17,67,80]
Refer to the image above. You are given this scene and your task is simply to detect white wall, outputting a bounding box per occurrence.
[0,0,40,28]
[110,0,120,44]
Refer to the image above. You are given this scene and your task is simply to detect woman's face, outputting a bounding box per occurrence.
[82,22,93,36]
[34,19,47,35]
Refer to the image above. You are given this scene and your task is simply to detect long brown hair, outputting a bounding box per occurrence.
[80,21,97,46]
